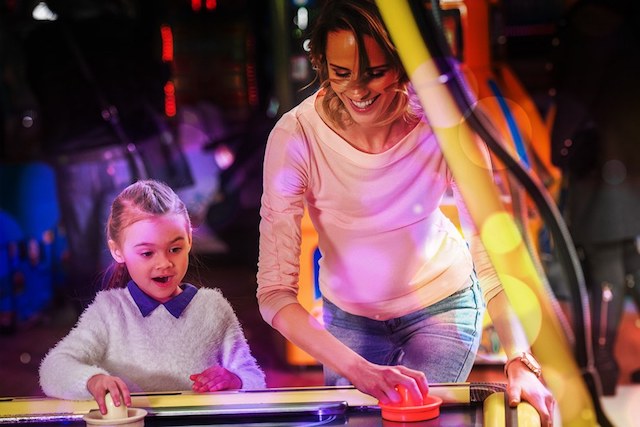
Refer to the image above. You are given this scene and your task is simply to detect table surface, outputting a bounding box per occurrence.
[0,383,532,426]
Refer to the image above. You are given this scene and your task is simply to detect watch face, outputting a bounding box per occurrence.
[523,353,541,369]
[521,353,542,377]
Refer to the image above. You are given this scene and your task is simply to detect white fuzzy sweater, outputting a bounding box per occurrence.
[39,287,266,400]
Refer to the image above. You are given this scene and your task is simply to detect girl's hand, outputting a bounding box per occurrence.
[190,366,242,392]
[506,363,556,426]
[347,361,429,406]
[86,374,131,415]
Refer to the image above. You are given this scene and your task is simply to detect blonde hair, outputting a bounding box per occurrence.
[104,179,191,289]
[308,0,422,129]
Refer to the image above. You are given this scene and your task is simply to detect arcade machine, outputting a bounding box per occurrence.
[376,0,611,425]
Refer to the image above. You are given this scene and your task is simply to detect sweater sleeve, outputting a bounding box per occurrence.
[39,294,112,400]
[211,291,266,389]
[450,171,503,304]
[256,117,310,326]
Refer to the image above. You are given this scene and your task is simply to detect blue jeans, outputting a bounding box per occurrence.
[322,275,484,385]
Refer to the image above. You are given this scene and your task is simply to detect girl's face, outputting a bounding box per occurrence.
[109,213,192,303]
[325,30,401,127]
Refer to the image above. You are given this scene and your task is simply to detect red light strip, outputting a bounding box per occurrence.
[160,25,174,62]
[164,81,177,117]
[246,35,259,107]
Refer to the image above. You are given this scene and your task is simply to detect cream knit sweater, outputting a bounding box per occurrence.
[39,287,265,400]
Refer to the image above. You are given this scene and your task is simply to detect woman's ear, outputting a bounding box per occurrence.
[108,239,125,263]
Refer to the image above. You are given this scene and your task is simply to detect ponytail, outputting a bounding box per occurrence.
[102,263,131,290]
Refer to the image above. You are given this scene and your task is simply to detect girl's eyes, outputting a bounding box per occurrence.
[139,247,182,257]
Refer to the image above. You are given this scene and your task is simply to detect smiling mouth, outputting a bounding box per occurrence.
[350,96,378,110]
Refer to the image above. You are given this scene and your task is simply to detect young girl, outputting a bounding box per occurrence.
[40,180,265,414]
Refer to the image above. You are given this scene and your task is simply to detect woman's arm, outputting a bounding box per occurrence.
[458,209,556,425]
[450,148,556,425]
[271,303,429,405]
[486,291,556,426]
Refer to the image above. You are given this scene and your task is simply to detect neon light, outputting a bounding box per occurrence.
[160,25,174,62]
[246,36,259,106]
[487,79,530,168]
[164,81,176,117]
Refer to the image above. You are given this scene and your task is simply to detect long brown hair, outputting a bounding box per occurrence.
[103,179,192,290]
[308,0,421,128]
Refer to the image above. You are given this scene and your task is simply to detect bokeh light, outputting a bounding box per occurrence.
[480,212,522,255]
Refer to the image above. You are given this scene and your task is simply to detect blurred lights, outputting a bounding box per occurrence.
[161,24,176,117]
[294,7,308,31]
[214,144,235,170]
[602,159,626,185]
[267,97,279,118]
[160,25,174,62]
[191,0,217,12]
[21,111,35,128]
[32,2,57,21]
[246,36,259,107]
[246,63,259,106]
[164,81,177,117]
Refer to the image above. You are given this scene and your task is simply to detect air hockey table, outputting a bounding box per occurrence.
[0,383,539,426]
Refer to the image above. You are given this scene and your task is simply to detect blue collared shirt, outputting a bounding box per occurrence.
[127,280,198,318]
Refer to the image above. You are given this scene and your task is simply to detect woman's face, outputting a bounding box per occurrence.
[109,213,192,303]
[325,30,401,127]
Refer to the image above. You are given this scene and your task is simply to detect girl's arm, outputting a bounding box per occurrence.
[193,292,266,390]
[39,296,111,400]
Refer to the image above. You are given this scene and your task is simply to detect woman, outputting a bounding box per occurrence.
[257,0,554,424]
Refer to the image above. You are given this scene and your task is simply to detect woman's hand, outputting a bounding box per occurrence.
[506,362,556,426]
[271,304,429,405]
[86,374,131,415]
[348,360,430,406]
[190,366,242,392]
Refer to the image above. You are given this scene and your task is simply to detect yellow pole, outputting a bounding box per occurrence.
[375,1,596,425]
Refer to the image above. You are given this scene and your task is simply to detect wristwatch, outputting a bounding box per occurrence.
[504,352,542,378]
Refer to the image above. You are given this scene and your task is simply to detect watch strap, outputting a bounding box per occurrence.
[504,352,542,378]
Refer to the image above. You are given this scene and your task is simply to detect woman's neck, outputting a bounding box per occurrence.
[316,94,416,154]
[341,119,413,154]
